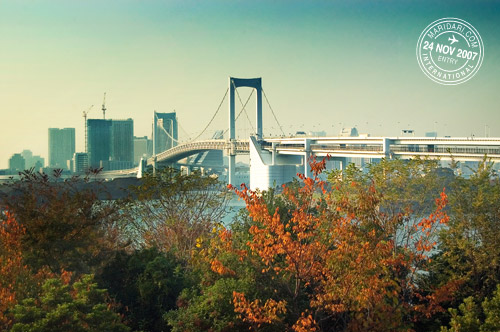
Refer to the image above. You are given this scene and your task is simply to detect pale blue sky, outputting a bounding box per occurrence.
[0,0,499,168]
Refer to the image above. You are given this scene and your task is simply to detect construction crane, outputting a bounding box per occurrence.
[83,105,94,153]
[102,92,107,119]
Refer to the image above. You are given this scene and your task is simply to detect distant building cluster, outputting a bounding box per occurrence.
[2,110,177,176]
[3,150,45,175]
[84,111,177,172]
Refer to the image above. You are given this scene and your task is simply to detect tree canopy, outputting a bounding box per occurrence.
[2,161,500,332]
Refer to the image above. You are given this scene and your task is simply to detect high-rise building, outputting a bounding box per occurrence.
[87,119,112,168]
[112,119,134,163]
[87,118,135,170]
[153,111,178,155]
[134,136,152,165]
[9,153,25,172]
[73,153,89,173]
[48,128,75,170]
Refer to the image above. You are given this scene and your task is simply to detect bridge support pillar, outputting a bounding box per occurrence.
[180,166,188,175]
[227,139,237,186]
[229,155,236,186]
[339,157,347,171]
[383,138,392,159]
[304,139,312,178]
[227,139,239,186]
[228,77,263,186]
[331,157,348,172]
[137,158,147,179]
[249,136,302,190]
[272,142,277,165]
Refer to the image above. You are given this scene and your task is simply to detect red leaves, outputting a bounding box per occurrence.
[309,155,329,178]
[414,279,464,319]
[0,212,28,329]
[0,211,25,250]
[226,158,452,330]
[413,189,449,254]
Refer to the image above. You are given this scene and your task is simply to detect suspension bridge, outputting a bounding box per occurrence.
[100,77,500,190]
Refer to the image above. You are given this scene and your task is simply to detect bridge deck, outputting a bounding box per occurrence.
[87,136,497,180]
[148,136,500,165]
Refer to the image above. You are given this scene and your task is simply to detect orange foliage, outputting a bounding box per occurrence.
[224,159,452,331]
[414,279,464,319]
[292,311,318,332]
[0,212,27,329]
[210,258,236,276]
[233,291,286,327]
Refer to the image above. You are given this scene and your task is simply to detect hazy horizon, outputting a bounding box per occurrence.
[1,0,499,169]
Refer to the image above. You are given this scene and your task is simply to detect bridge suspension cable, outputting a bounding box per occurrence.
[262,88,285,136]
[190,87,229,142]
[159,81,283,148]
[235,89,254,124]
[178,121,192,142]
[222,89,254,137]
[158,120,180,143]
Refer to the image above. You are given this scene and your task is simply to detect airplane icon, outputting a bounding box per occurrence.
[448,35,458,45]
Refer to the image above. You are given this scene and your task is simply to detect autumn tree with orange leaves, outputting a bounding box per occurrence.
[0,212,44,330]
[200,158,454,332]
[0,212,26,329]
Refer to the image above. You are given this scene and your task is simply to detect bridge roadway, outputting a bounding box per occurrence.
[100,136,500,179]
[260,136,500,161]
[147,139,249,165]
[148,136,500,165]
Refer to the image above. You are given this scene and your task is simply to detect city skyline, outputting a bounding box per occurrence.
[1,0,499,168]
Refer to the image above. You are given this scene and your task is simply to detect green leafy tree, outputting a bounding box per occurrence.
[10,273,129,332]
[166,277,260,332]
[440,297,481,332]
[440,284,500,332]
[481,284,500,331]
[165,208,281,332]
[97,248,188,332]
[430,160,500,304]
[328,157,451,221]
